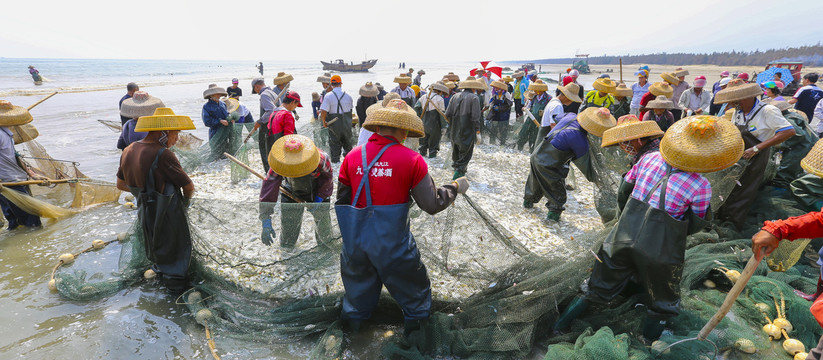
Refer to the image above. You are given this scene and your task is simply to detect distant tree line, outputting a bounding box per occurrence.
[525,44,823,67]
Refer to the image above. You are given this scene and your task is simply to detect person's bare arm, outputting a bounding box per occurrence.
[117,178,129,192]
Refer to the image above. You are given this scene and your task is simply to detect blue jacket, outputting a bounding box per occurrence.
[549,113,589,159]
[117,118,147,150]
[202,99,228,139]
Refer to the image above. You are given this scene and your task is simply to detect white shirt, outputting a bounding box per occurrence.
[391,86,416,100]
[814,98,823,133]
[320,87,354,113]
[630,82,650,109]
[541,98,565,127]
[357,127,373,146]
[416,93,445,113]
[732,100,794,142]
[678,88,712,115]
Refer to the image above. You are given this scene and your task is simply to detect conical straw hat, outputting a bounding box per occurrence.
[713,79,762,104]
[11,123,39,144]
[135,108,196,132]
[601,114,663,147]
[614,82,633,97]
[268,134,320,178]
[394,74,413,84]
[365,93,401,118]
[659,115,744,173]
[763,99,792,112]
[316,73,331,83]
[557,83,582,103]
[203,84,227,99]
[801,139,823,177]
[458,77,484,90]
[578,107,616,137]
[444,72,460,81]
[121,91,165,119]
[592,78,617,94]
[674,68,689,77]
[431,82,449,94]
[442,81,456,90]
[0,100,33,126]
[359,82,379,97]
[528,79,548,92]
[502,76,514,83]
[649,82,674,98]
[273,72,294,86]
[224,98,240,113]
[363,99,424,138]
[647,95,675,109]
[661,72,681,85]
[490,80,507,91]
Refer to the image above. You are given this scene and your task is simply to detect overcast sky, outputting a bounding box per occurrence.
[2,0,822,62]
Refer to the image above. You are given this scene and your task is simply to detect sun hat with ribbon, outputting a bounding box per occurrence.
[268,134,320,178]
[592,78,617,94]
[0,100,33,126]
[693,75,707,88]
[273,72,294,86]
[614,82,633,97]
[317,73,331,83]
[121,91,165,119]
[646,95,675,109]
[713,79,762,104]
[363,99,424,137]
[431,82,449,94]
[203,84,228,99]
[659,115,744,173]
[223,98,240,113]
[134,108,196,132]
[601,114,663,147]
[578,107,617,137]
[649,82,674,98]
[557,83,582,103]
[359,82,379,97]
[490,80,507,91]
[394,74,413,84]
[801,139,823,177]
[674,68,689,77]
[458,77,484,90]
[661,72,681,85]
[528,79,549,92]
[11,123,39,144]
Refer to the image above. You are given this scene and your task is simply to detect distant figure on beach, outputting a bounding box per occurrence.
[27,65,42,83]
[120,82,140,124]
[257,62,264,76]
[227,78,242,99]
[413,70,425,86]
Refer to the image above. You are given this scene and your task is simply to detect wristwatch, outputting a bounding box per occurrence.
[751,145,759,153]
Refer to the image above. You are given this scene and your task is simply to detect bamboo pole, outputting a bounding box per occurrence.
[1,178,72,187]
[27,92,58,111]
[223,153,303,203]
[697,255,760,340]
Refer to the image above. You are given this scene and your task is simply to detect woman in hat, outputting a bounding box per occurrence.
[605,114,663,167]
[202,84,231,161]
[227,78,242,99]
[553,115,742,342]
[335,98,468,335]
[356,82,379,129]
[714,79,796,229]
[259,135,333,248]
[512,71,528,119]
[517,80,554,152]
[445,78,483,179]
[263,91,302,154]
[28,65,42,84]
[579,78,617,113]
[763,81,785,101]
[391,74,416,107]
[765,99,819,188]
[639,82,674,119]
[678,75,712,117]
[611,82,633,119]
[417,82,449,157]
[665,70,690,120]
[630,70,650,116]
[486,80,514,146]
[224,97,255,134]
[118,92,165,150]
[642,96,676,132]
[116,107,196,292]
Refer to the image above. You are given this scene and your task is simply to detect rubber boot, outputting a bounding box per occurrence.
[452,171,465,180]
[342,318,362,334]
[523,199,534,209]
[546,210,561,222]
[552,296,588,334]
[641,317,666,342]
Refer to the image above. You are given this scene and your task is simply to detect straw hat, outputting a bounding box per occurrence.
[417,70,426,75]
[646,95,675,109]
[763,99,792,112]
[528,79,549,92]
[224,98,240,113]
[502,76,514,83]
[674,68,689,77]
[273,72,294,86]
[713,79,762,104]
[458,77,484,90]
[359,82,379,97]
[134,108,196,132]
[592,78,617,94]
[0,100,33,126]
[490,80,507,91]
[11,123,39,144]
[444,72,460,81]
[203,84,228,99]
[661,72,681,85]
[513,71,525,79]
[268,134,320,178]
[317,73,331,83]
[365,93,402,118]
[614,82,633,97]
[558,83,583,103]
[394,74,413,84]
[120,91,165,119]
[649,82,674,98]
[659,115,744,173]
[311,92,320,101]
[363,99,425,138]
[578,107,617,137]
[601,114,663,147]
[801,139,823,177]
[431,82,449,94]
[442,81,456,90]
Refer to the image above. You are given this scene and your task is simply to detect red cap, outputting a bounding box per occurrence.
[738,73,749,81]
[285,91,303,107]
[695,75,706,81]
[330,75,342,84]
[562,76,573,86]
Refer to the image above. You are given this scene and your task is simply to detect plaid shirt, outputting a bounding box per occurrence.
[625,152,711,220]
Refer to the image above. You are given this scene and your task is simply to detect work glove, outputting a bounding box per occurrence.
[314,196,324,203]
[261,218,275,246]
[452,177,469,194]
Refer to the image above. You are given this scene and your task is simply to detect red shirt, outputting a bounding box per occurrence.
[268,109,296,136]
[762,210,823,240]
[639,91,655,119]
[339,133,428,208]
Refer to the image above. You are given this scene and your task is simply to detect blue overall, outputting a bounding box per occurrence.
[335,142,432,321]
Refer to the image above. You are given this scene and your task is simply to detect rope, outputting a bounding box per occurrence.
[204,321,221,360]
[49,235,127,288]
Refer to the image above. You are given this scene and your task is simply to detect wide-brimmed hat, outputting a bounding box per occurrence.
[763,99,792,112]
[801,139,823,177]
[417,70,426,75]
[713,79,762,104]
[647,95,675,109]
[528,79,549,92]
[11,123,39,144]
[120,91,165,119]
[490,80,507,91]
[431,82,449,94]
[614,82,633,97]
[513,71,525,78]
[649,82,674,98]
[0,100,33,126]
[203,84,227,99]
[224,98,240,113]
[557,83,582,103]
[674,68,689,77]
[311,92,320,101]
[661,72,681,85]
[593,78,617,94]
[578,107,616,137]
[458,77,484,90]
[268,134,320,178]
[365,93,401,118]
[134,108,196,132]
[359,82,379,97]
[502,76,514,83]
[659,115,744,173]
[273,72,294,86]
[363,99,424,137]
[394,74,413,84]
[601,114,663,147]
[317,73,331,83]
[442,81,456,90]
[444,72,460,81]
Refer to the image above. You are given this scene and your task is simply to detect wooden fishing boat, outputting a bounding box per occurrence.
[321,59,378,72]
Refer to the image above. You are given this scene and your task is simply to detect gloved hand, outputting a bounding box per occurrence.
[452,177,469,194]
[314,196,324,203]
[261,219,275,246]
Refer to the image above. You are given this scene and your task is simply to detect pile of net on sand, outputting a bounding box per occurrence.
[52,124,822,359]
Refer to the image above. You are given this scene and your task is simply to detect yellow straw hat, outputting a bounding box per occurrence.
[502,76,514,83]
[458,77,484,90]
[713,79,762,104]
[444,72,460,81]
[592,78,617,94]
[359,82,379,97]
[528,79,549,92]
[363,99,425,138]
[120,91,165,119]
[223,98,240,113]
[11,123,39,144]
[661,72,681,85]
[443,81,456,90]
[490,80,507,91]
[0,100,33,126]
[646,95,675,109]
[268,134,320,178]
[614,82,633,97]
[558,83,583,103]
[135,108,196,132]
[674,68,690,77]
[273,72,294,86]
[649,82,674,98]
[394,74,413,84]
[659,115,744,173]
[801,139,823,177]
[578,107,617,137]
[601,114,663,147]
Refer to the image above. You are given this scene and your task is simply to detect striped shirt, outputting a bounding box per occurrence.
[624,152,711,220]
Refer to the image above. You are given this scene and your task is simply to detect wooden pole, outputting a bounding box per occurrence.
[619,59,623,83]
[223,152,304,203]
[27,92,58,111]
[2,178,71,186]
[697,255,760,340]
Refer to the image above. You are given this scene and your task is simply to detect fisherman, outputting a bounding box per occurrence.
[261,91,301,161]
[445,77,482,179]
[201,84,231,161]
[512,71,528,119]
[642,96,676,132]
[227,78,242,99]
[714,79,796,229]
[259,135,333,248]
[224,98,255,137]
[517,80,556,152]
[553,115,742,342]
[765,99,819,188]
[317,73,332,101]
[413,70,425,86]
[28,65,42,83]
[0,101,49,229]
[358,93,401,146]
[375,82,387,101]
[630,70,650,116]
[523,107,614,221]
[579,77,616,113]
[611,82,633,119]
[335,98,468,336]
[604,114,663,167]
[120,82,140,124]
[670,68,691,119]
[417,82,448,157]
[486,80,513,146]
[639,81,674,119]
[568,69,586,101]
[356,82,379,129]
[251,78,276,170]
[117,91,165,150]
[538,82,582,140]
[116,107,196,293]
[713,70,730,94]
[320,75,355,163]
[789,72,823,123]
[391,74,416,107]
[678,75,711,116]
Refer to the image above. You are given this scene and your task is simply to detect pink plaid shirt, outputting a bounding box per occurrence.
[624,152,712,220]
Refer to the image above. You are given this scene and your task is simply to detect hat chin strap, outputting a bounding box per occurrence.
[158,130,170,148]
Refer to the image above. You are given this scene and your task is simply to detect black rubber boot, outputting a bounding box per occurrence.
[552,296,588,334]
[641,317,666,342]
